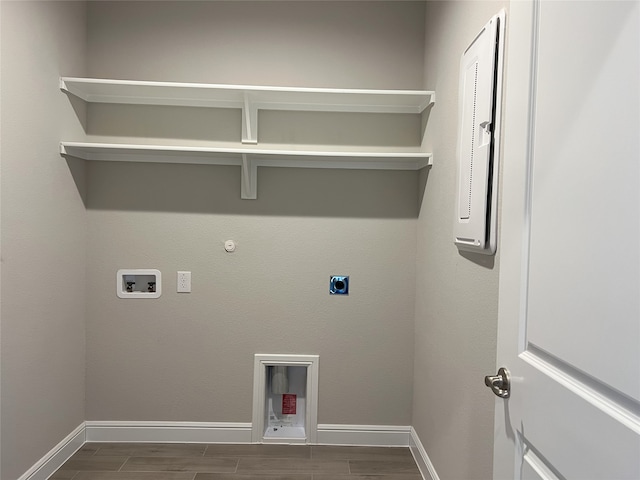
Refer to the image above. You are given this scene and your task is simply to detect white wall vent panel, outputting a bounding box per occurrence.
[454,11,505,255]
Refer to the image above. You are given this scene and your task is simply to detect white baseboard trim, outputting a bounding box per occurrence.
[410,427,440,480]
[83,421,411,447]
[85,421,253,443]
[316,424,411,447]
[18,422,85,480]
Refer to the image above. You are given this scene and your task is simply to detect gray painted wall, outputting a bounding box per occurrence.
[86,1,425,89]
[0,1,87,478]
[84,1,425,425]
[412,2,508,479]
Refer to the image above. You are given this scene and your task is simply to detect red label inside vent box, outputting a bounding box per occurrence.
[282,394,297,414]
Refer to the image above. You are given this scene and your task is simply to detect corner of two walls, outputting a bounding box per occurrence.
[0,1,87,478]
[413,1,508,479]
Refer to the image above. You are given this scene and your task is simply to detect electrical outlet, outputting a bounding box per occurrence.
[177,271,191,293]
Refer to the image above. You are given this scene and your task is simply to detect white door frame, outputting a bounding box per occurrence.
[493,0,537,475]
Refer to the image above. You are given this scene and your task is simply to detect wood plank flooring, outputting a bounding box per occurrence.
[51,443,423,479]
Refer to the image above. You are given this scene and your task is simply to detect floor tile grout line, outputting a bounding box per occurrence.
[117,455,129,472]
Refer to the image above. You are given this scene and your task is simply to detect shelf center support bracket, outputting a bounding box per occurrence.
[241,93,259,144]
[241,154,258,200]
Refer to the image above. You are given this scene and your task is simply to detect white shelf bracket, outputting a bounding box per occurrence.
[241,154,257,200]
[241,93,259,144]
[417,92,436,113]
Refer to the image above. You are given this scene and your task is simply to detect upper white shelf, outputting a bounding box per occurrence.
[60,77,434,113]
[60,77,435,144]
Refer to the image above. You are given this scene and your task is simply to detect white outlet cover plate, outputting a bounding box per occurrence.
[177,271,191,293]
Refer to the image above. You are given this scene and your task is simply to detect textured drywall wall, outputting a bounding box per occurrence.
[84,1,424,425]
[86,1,425,89]
[412,2,508,479]
[0,2,87,478]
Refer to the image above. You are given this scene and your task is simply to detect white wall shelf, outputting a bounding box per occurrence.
[60,77,435,145]
[60,77,434,199]
[60,142,432,200]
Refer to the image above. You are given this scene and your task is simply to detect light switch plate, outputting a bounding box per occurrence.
[177,271,191,293]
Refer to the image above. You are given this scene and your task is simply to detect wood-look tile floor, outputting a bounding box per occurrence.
[50,443,422,480]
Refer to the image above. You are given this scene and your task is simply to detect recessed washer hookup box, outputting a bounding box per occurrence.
[116,269,161,298]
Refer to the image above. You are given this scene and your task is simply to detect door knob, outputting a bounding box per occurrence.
[484,367,510,398]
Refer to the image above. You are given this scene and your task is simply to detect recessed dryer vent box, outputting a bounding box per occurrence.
[117,269,161,299]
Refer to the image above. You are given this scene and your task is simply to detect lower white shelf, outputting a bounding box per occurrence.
[60,142,432,200]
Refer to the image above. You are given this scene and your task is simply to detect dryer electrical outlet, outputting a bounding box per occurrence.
[454,11,505,255]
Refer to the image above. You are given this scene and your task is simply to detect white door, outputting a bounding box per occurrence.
[493,1,640,479]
